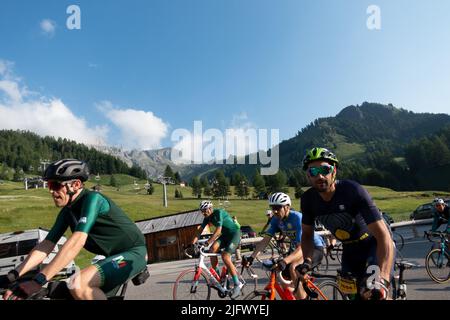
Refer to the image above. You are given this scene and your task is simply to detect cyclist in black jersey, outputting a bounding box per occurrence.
[4,159,147,300]
[297,148,395,300]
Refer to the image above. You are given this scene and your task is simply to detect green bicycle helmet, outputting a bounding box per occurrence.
[302,147,339,170]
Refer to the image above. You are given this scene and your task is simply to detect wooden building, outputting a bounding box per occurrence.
[136,210,210,263]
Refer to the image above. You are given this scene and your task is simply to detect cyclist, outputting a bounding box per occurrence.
[297,147,395,300]
[243,192,325,300]
[430,198,449,234]
[3,159,147,300]
[191,200,242,299]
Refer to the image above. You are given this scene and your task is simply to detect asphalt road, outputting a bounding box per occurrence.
[126,224,450,300]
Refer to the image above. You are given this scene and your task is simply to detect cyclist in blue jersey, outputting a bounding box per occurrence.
[297,147,395,300]
[243,192,325,300]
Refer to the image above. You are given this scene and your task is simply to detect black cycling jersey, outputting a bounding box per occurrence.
[301,180,382,243]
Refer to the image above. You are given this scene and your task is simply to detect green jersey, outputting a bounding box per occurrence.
[45,189,145,256]
[201,208,239,236]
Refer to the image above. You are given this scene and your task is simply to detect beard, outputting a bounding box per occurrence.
[314,178,331,193]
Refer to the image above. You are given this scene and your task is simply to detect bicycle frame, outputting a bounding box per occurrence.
[192,246,246,295]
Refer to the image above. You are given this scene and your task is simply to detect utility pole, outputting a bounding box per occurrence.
[159,175,174,207]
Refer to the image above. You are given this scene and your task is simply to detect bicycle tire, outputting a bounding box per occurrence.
[232,264,259,300]
[243,290,268,300]
[425,248,450,284]
[335,243,343,264]
[315,253,329,273]
[316,280,347,300]
[393,232,404,251]
[173,269,211,300]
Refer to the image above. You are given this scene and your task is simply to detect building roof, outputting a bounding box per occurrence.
[136,209,204,234]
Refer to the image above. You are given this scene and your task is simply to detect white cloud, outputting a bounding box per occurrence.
[0,59,108,145]
[40,19,56,37]
[97,101,169,150]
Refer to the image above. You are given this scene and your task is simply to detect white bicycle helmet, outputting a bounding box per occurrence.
[433,198,445,206]
[268,192,291,206]
[199,200,213,210]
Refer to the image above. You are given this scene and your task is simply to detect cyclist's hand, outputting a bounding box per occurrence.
[7,279,43,300]
[295,259,312,275]
[362,280,389,300]
[271,259,287,272]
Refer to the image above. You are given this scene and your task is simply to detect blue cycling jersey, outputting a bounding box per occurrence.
[266,209,325,248]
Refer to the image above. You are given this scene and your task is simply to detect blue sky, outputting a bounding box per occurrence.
[1,0,450,154]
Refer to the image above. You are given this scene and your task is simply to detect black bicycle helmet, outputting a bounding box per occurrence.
[43,159,89,182]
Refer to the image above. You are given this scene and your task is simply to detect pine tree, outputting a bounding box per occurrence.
[191,176,202,198]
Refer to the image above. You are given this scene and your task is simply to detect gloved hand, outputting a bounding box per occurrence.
[361,279,389,300]
[295,259,312,275]
[5,273,47,300]
[6,280,42,300]
[272,259,287,272]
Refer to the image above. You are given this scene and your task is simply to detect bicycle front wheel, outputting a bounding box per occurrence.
[393,232,404,251]
[316,280,347,300]
[173,269,211,300]
[335,243,343,264]
[425,249,450,284]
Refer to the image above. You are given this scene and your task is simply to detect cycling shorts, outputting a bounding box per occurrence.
[93,245,148,295]
[216,231,241,255]
[341,237,394,286]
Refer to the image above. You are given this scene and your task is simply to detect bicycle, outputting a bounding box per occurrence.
[0,267,150,300]
[243,258,345,300]
[390,260,417,300]
[392,230,405,252]
[424,231,450,284]
[172,243,258,300]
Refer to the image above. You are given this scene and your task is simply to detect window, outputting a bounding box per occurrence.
[0,242,17,259]
[17,239,38,256]
[157,235,177,247]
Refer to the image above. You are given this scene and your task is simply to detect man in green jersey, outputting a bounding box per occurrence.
[4,159,147,300]
[191,200,242,299]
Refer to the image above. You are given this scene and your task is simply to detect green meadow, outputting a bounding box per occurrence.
[1,176,449,267]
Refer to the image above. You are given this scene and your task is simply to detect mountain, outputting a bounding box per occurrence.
[95,146,186,179]
[278,102,450,169]
[176,102,450,191]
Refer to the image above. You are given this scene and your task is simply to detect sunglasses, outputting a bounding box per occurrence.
[47,180,73,191]
[270,205,283,211]
[307,164,334,177]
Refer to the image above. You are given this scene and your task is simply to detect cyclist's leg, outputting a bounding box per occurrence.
[69,265,106,300]
[209,241,221,272]
[221,232,242,298]
[81,246,147,299]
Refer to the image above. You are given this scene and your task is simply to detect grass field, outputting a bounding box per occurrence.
[1,178,449,267]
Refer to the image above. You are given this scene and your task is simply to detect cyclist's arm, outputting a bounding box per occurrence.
[367,220,395,283]
[15,210,68,277]
[191,225,205,245]
[14,240,56,277]
[431,210,439,232]
[284,243,303,265]
[300,224,315,263]
[40,231,88,281]
[206,226,222,246]
[250,235,272,259]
